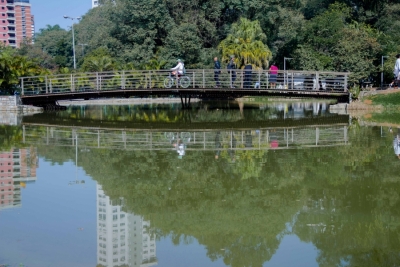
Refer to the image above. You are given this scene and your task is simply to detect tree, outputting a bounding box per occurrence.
[219,18,272,69]
[0,46,46,94]
[33,24,73,68]
[18,39,58,70]
[162,23,202,68]
[81,47,116,72]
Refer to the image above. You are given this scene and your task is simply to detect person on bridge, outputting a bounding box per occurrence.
[227,55,237,88]
[214,57,221,88]
[269,63,278,89]
[171,59,185,80]
[390,54,400,88]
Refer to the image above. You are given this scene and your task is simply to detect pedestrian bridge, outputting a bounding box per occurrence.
[19,69,350,108]
[21,124,349,152]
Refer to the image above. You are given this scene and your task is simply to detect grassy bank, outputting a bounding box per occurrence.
[370,112,400,125]
[368,91,400,107]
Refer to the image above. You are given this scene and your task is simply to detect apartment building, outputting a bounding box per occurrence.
[92,0,99,8]
[0,0,34,48]
[0,147,38,211]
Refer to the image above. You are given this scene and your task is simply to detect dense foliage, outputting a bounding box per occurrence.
[0,45,47,94]
[14,0,400,85]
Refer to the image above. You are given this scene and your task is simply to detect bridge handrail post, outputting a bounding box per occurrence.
[344,74,348,92]
[121,70,125,90]
[258,69,261,90]
[315,72,319,91]
[193,72,195,89]
[49,78,53,93]
[45,76,48,94]
[96,72,99,91]
[202,70,205,88]
[71,74,75,92]
[149,71,152,89]
[240,69,244,89]
[21,78,24,95]
[291,71,294,90]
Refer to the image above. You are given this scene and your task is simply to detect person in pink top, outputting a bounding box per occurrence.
[269,63,278,88]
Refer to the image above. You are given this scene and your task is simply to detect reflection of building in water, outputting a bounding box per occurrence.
[0,148,38,210]
[97,184,157,267]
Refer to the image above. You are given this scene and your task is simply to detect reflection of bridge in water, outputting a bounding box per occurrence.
[22,124,349,151]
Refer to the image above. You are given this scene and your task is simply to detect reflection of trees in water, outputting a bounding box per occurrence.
[56,101,337,124]
[28,125,400,267]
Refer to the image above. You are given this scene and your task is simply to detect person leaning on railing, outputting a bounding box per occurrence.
[269,63,278,89]
[214,57,221,88]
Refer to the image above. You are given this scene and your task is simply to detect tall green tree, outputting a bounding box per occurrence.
[219,18,272,69]
[0,46,45,94]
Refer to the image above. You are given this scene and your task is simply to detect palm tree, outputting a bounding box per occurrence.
[82,55,115,72]
[0,48,44,94]
[218,18,272,69]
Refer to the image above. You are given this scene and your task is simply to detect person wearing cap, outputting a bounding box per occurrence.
[390,54,400,88]
[171,59,185,80]
[227,55,237,88]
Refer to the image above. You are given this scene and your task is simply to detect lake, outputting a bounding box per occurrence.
[0,100,399,267]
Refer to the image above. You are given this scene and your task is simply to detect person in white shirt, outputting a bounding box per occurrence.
[390,54,400,88]
[393,130,400,159]
[171,59,184,80]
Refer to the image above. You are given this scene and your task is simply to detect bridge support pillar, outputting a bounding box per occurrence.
[180,95,191,109]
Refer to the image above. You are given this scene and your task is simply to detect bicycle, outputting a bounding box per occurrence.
[164,132,191,143]
[164,72,191,89]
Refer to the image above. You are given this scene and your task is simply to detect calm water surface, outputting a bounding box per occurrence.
[0,100,399,267]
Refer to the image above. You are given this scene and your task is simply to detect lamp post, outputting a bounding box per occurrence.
[284,57,293,88]
[63,15,81,69]
[381,55,388,88]
[78,43,88,56]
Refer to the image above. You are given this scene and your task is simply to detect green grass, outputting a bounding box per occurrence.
[370,112,400,124]
[369,91,400,107]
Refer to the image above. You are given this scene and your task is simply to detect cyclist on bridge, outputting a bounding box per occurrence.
[171,59,185,80]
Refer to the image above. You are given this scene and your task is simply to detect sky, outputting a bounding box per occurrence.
[31,0,92,32]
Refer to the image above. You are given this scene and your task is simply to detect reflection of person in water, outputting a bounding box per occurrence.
[393,128,400,159]
[245,131,252,148]
[173,137,188,159]
[174,139,186,159]
[215,132,222,159]
[270,129,279,149]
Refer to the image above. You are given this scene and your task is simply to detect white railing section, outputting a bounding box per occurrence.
[19,69,349,95]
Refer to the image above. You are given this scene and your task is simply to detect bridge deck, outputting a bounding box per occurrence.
[20,69,350,106]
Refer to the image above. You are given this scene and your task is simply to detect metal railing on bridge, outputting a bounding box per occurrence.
[20,69,349,96]
[22,125,349,152]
